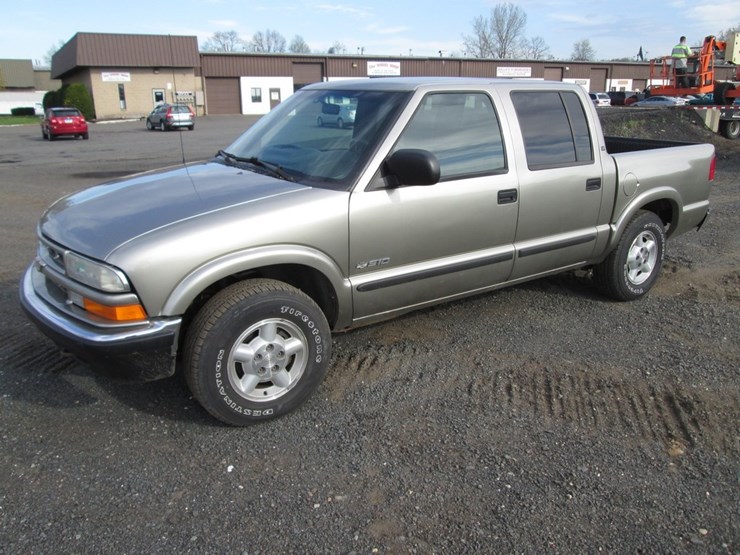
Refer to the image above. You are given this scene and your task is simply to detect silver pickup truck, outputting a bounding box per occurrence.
[21,78,715,425]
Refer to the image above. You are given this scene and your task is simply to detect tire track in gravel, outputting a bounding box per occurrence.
[328,344,739,455]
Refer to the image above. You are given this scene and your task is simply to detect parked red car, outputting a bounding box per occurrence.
[41,107,89,140]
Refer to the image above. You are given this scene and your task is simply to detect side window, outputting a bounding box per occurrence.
[393,92,506,180]
[511,91,593,170]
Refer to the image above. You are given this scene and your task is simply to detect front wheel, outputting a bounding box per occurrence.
[594,210,665,301]
[183,279,332,425]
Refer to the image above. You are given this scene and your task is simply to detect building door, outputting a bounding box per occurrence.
[152,89,165,108]
[269,88,281,109]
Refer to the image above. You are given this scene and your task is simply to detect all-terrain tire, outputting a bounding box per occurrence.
[183,279,331,426]
[720,120,740,140]
[594,210,665,301]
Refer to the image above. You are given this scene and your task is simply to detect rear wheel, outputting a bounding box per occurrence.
[720,119,740,140]
[82,133,89,140]
[594,210,665,301]
[337,118,344,129]
[184,279,331,426]
[159,120,167,131]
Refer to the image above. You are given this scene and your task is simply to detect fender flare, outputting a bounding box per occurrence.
[161,244,353,327]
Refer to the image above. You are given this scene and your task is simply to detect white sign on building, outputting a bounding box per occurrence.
[496,67,532,78]
[367,61,401,77]
[102,72,131,82]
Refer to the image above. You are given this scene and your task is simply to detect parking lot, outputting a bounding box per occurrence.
[1,114,738,553]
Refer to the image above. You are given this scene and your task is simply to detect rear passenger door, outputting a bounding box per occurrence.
[507,90,604,279]
[348,91,519,321]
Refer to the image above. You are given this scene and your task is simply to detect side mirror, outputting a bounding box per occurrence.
[384,149,440,187]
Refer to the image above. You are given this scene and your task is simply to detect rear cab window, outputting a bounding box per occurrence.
[510,91,593,170]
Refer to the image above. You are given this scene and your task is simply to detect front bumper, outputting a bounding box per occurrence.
[20,264,181,381]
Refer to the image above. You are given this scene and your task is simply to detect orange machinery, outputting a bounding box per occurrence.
[649,34,740,104]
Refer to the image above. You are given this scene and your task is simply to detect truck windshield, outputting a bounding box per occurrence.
[223,89,411,190]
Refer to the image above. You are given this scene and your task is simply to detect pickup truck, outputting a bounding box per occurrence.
[21,78,715,425]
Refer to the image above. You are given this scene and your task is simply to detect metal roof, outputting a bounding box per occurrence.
[0,59,35,88]
[51,33,200,79]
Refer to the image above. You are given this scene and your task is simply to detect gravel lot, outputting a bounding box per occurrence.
[1,109,738,554]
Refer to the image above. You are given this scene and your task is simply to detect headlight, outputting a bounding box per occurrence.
[64,251,130,293]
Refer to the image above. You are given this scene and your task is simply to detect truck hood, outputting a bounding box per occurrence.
[39,161,308,258]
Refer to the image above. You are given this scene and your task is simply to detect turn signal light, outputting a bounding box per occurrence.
[83,298,147,322]
[709,155,716,182]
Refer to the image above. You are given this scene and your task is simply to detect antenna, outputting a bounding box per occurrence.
[168,34,188,167]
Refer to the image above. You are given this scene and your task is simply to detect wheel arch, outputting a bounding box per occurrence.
[608,189,679,252]
[163,246,351,334]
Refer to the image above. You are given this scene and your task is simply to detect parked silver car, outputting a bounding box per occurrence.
[589,92,611,107]
[146,104,195,131]
[316,97,357,128]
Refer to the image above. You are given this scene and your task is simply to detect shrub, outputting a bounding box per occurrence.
[63,83,95,120]
[43,84,95,120]
[11,107,36,116]
[43,89,61,110]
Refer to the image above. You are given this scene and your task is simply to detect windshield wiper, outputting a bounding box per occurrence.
[216,150,295,182]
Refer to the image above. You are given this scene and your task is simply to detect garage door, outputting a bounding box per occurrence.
[205,78,241,114]
[590,69,608,92]
[293,63,324,90]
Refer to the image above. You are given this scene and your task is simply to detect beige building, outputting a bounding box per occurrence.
[51,33,202,119]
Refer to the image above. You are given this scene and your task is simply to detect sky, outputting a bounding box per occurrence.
[2,0,739,66]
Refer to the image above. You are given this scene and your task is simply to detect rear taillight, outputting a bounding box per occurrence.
[709,155,716,181]
[165,107,173,120]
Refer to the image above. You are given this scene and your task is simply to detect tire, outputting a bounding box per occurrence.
[317,116,324,127]
[713,82,735,106]
[337,118,344,129]
[720,119,740,140]
[183,279,331,426]
[188,125,194,131]
[594,210,665,301]
[159,120,167,132]
[146,119,153,130]
[82,133,89,140]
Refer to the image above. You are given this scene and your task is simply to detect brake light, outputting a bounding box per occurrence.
[709,155,716,181]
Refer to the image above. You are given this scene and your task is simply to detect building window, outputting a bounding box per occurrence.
[251,88,262,103]
[118,84,127,110]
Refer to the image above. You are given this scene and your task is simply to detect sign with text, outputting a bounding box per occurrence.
[496,67,532,78]
[102,72,131,82]
[367,61,401,77]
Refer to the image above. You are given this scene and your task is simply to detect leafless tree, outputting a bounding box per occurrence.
[462,3,527,59]
[289,35,311,54]
[571,39,596,61]
[201,31,245,52]
[249,30,287,53]
[718,22,739,41]
[43,39,67,67]
[327,41,347,55]
[520,36,552,60]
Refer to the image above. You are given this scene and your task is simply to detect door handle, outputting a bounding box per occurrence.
[586,178,602,191]
[498,189,518,204]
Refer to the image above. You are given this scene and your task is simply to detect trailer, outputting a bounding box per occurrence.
[686,104,740,139]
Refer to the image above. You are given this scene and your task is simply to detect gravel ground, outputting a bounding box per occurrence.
[0,109,738,554]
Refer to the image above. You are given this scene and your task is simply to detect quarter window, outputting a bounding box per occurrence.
[393,92,506,180]
[511,91,593,170]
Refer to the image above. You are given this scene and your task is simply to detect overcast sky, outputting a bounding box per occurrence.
[2,0,738,66]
